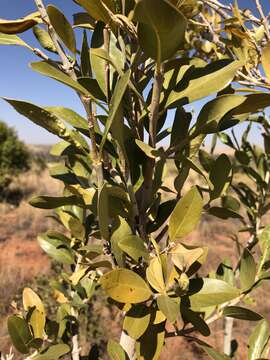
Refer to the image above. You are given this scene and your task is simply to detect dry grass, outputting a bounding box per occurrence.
[1,165,270,359]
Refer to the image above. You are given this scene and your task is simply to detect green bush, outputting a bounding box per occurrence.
[0,121,30,199]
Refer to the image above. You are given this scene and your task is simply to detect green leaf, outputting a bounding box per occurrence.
[75,0,112,24]
[80,30,91,77]
[100,269,152,303]
[111,217,132,267]
[208,206,242,220]
[200,345,231,360]
[189,278,240,310]
[0,12,41,34]
[118,235,149,262]
[259,225,270,254]
[38,234,74,265]
[30,195,82,209]
[33,26,57,53]
[107,339,126,360]
[73,12,95,30]
[47,5,76,53]
[0,32,29,47]
[223,306,262,321]
[32,344,70,360]
[181,306,210,336]
[262,43,270,82]
[2,98,68,137]
[169,186,203,241]
[157,295,179,323]
[232,93,270,115]
[100,70,131,153]
[135,140,159,158]
[240,249,256,292]
[45,106,88,131]
[133,0,187,62]
[8,316,32,354]
[209,154,231,201]
[31,62,106,110]
[166,60,243,108]
[123,305,151,340]
[195,95,246,134]
[248,320,270,360]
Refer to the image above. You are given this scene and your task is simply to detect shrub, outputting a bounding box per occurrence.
[0,121,30,200]
[1,0,270,359]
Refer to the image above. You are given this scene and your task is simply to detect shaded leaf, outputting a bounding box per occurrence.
[223,306,262,321]
[200,345,231,360]
[30,195,82,209]
[240,249,256,292]
[133,0,187,62]
[47,5,76,53]
[75,0,112,24]
[8,316,32,354]
[209,154,231,200]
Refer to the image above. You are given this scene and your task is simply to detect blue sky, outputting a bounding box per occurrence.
[0,0,269,144]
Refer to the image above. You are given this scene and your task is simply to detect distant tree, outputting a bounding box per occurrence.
[0,121,30,199]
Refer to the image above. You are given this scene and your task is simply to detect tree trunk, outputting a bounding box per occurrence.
[223,317,234,356]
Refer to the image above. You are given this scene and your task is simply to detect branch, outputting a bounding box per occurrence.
[34,0,73,72]
[255,0,270,40]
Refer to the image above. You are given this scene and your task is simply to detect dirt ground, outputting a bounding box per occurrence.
[0,169,270,359]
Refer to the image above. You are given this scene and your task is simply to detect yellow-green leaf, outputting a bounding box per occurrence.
[33,26,57,53]
[166,60,243,108]
[107,339,126,360]
[123,305,151,340]
[157,295,179,323]
[248,320,270,360]
[169,187,203,241]
[189,278,240,310]
[170,244,204,271]
[146,256,166,293]
[100,269,152,303]
[118,235,149,262]
[0,32,30,47]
